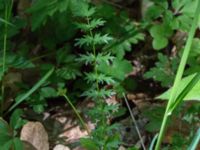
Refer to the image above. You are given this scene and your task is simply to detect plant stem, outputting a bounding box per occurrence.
[62,94,90,134]
[1,4,9,116]
[155,1,200,149]
[1,0,14,116]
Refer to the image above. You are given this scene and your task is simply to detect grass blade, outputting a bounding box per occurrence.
[7,67,54,113]
[149,134,158,150]
[0,18,14,26]
[155,1,200,149]
[187,128,200,150]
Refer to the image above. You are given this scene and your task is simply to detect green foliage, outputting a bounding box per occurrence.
[28,0,72,30]
[56,49,81,80]
[0,52,34,80]
[150,24,173,50]
[0,109,25,150]
[155,1,200,149]
[0,0,200,149]
[158,73,200,101]
[145,0,200,50]
[98,58,133,81]
[75,2,124,149]
[144,53,179,87]
[142,106,165,132]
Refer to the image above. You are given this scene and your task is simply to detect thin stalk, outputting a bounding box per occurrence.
[1,4,9,116]
[154,1,200,150]
[62,94,90,134]
[123,93,146,150]
[1,0,14,116]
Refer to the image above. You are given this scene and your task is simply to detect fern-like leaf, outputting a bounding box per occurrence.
[85,72,115,84]
[76,18,106,31]
[75,33,113,47]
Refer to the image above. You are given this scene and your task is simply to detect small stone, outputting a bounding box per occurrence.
[20,121,49,150]
[53,144,70,150]
[118,145,126,150]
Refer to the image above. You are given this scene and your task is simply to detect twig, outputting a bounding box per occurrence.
[123,93,146,150]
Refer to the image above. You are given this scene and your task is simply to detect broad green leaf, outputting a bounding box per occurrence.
[10,109,24,130]
[144,5,164,20]
[40,87,57,98]
[152,37,168,50]
[158,73,200,101]
[1,138,23,150]
[80,138,99,150]
[0,118,12,145]
[1,140,13,150]
[150,24,172,50]
[13,138,23,150]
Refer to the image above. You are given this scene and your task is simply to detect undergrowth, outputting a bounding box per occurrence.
[0,0,200,150]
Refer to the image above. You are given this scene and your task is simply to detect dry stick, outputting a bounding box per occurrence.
[123,93,146,150]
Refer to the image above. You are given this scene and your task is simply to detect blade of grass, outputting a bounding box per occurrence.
[149,134,158,150]
[1,0,14,116]
[7,67,54,113]
[154,1,200,149]
[0,18,14,26]
[1,4,9,116]
[187,128,200,150]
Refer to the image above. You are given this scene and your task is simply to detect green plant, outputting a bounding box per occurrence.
[1,0,200,149]
[1,0,14,116]
[74,2,123,149]
[145,0,200,50]
[58,88,90,134]
[155,1,200,149]
[0,109,26,150]
[144,53,179,87]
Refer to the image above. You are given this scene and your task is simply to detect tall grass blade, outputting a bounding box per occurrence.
[1,0,14,116]
[155,1,200,149]
[7,67,54,113]
[187,128,200,150]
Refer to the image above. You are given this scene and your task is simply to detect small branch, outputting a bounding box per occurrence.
[123,93,146,150]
